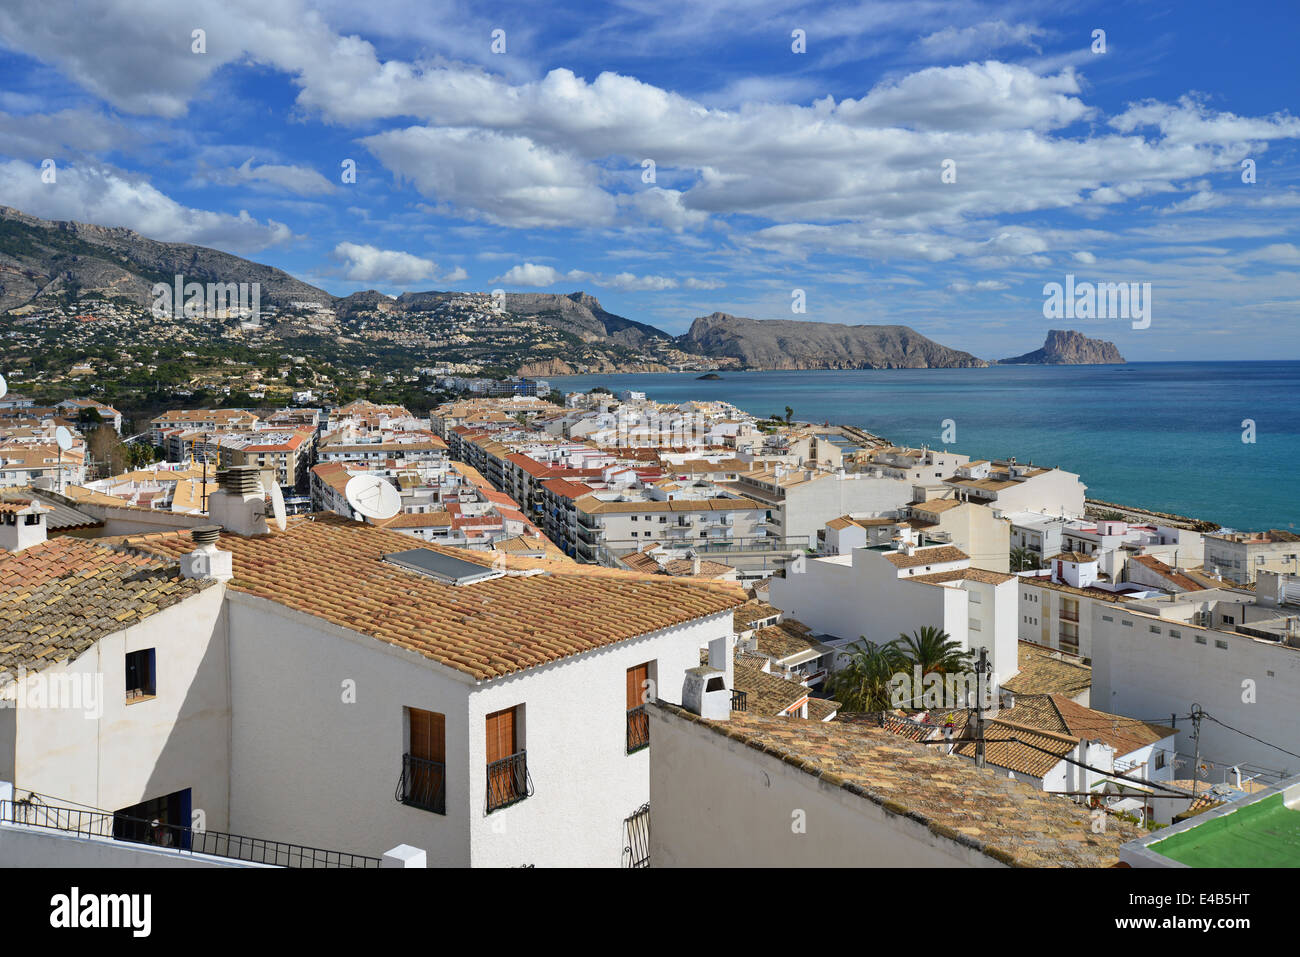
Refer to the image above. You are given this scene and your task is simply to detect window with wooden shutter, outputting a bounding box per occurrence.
[400,707,446,814]
[626,662,651,753]
[486,706,529,812]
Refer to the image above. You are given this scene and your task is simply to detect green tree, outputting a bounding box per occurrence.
[825,639,905,712]
[1010,547,1042,572]
[893,626,973,676]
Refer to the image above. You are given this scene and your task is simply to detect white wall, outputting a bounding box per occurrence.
[223,593,732,867]
[11,586,230,826]
[1090,604,1300,785]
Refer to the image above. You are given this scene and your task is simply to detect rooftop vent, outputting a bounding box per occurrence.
[218,465,262,496]
[191,524,222,547]
[383,549,505,585]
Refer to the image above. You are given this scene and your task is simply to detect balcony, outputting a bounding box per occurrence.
[486,750,533,813]
[731,689,748,712]
[1060,611,1080,623]
[626,706,649,754]
[396,754,446,815]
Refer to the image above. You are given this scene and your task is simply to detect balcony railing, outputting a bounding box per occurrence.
[486,750,533,813]
[396,753,446,815]
[0,797,380,868]
[731,689,748,712]
[626,705,650,753]
[1060,611,1080,623]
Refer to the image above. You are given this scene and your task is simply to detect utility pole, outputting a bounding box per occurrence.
[1190,703,1204,804]
[201,431,211,512]
[974,646,990,768]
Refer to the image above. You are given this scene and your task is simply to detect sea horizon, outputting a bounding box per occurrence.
[553,360,1300,533]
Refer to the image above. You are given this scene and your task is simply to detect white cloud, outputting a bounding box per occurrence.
[331,242,458,285]
[945,279,1010,293]
[684,277,725,290]
[1073,251,1097,264]
[212,158,338,196]
[916,21,1046,59]
[0,159,291,251]
[493,263,567,286]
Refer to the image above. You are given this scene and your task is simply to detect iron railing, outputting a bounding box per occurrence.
[626,706,649,754]
[623,803,650,868]
[731,689,748,712]
[396,754,447,815]
[0,798,381,868]
[486,750,533,813]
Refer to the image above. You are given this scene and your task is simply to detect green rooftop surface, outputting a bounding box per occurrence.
[1151,793,1300,867]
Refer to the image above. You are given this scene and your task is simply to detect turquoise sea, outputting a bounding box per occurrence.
[552,362,1299,532]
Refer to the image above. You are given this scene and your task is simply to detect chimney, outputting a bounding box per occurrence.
[692,554,702,576]
[207,466,269,537]
[682,665,730,720]
[0,499,49,552]
[180,525,233,582]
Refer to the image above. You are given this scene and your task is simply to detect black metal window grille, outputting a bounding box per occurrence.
[396,754,446,814]
[486,749,533,813]
[626,705,649,753]
[731,689,748,712]
[623,803,650,868]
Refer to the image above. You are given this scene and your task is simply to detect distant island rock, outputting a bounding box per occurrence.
[696,373,722,380]
[1001,329,1125,365]
[681,312,989,370]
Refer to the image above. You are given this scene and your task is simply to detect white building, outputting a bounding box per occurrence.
[769,540,1020,682]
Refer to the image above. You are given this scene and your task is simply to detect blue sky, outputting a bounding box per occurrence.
[1,0,1297,360]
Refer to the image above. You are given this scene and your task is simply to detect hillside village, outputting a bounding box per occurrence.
[3,379,1298,870]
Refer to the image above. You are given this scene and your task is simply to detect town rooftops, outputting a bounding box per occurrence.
[1049,551,1095,563]
[880,545,969,569]
[910,567,1019,586]
[123,514,745,682]
[573,493,763,514]
[1001,642,1092,699]
[1129,555,1205,592]
[0,537,212,674]
[0,488,99,530]
[655,701,1138,866]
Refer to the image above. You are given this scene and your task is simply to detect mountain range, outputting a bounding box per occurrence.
[0,206,1116,371]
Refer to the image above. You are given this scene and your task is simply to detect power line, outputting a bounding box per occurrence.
[1201,711,1300,763]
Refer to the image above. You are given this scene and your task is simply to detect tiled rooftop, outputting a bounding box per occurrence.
[0,537,212,674]
[656,701,1138,867]
[1000,641,1092,699]
[124,514,745,682]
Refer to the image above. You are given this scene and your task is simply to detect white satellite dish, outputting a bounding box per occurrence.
[261,472,287,532]
[54,426,73,451]
[344,474,400,521]
[0,373,7,399]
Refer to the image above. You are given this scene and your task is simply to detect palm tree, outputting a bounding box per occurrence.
[825,639,904,712]
[893,626,973,676]
[784,405,794,424]
[1010,547,1041,572]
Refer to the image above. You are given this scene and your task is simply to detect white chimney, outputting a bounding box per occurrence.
[181,525,233,582]
[682,665,730,720]
[0,499,49,552]
[207,466,269,537]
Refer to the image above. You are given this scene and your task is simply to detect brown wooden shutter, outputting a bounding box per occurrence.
[626,662,650,709]
[409,708,445,762]
[486,706,517,763]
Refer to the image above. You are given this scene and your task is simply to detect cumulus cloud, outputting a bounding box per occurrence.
[493,263,568,286]
[492,262,682,291]
[945,279,1010,293]
[331,242,460,285]
[361,126,616,228]
[211,158,338,196]
[0,159,291,251]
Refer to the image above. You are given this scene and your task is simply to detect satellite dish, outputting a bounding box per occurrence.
[261,472,287,532]
[345,474,400,521]
[0,373,7,399]
[54,426,73,452]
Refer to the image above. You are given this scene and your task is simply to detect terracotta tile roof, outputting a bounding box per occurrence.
[0,537,212,674]
[951,719,1078,777]
[733,600,780,631]
[753,621,824,661]
[125,514,744,681]
[911,498,966,514]
[1049,551,1095,563]
[1001,641,1092,699]
[379,511,453,529]
[882,545,969,569]
[657,702,1138,866]
[806,698,840,721]
[1130,555,1204,593]
[732,656,810,716]
[911,567,1018,586]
